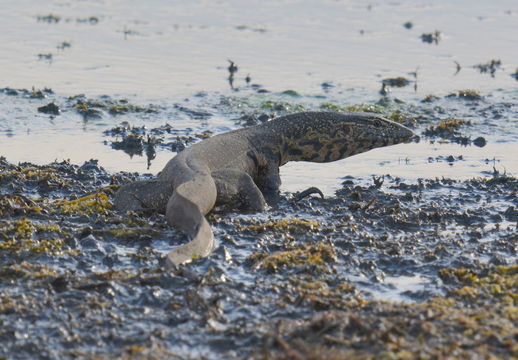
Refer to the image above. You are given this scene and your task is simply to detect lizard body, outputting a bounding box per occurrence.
[114,112,414,266]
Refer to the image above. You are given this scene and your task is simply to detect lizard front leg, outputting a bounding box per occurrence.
[255,162,282,206]
[212,169,266,211]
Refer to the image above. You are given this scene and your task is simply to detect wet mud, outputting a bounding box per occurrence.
[0,136,516,358]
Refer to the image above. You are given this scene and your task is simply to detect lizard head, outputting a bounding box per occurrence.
[282,111,414,163]
[334,112,415,156]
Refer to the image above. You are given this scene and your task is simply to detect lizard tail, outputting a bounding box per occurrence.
[164,175,217,267]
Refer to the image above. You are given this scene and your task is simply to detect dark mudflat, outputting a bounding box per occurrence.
[0,155,516,359]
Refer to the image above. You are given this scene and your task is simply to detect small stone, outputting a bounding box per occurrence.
[80,234,99,249]
[472,137,486,147]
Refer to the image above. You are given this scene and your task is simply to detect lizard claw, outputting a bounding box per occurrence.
[294,187,325,201]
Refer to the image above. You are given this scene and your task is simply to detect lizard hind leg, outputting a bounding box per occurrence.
[114,179,174,212]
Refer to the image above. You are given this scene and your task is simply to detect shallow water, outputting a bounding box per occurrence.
[1,0,517,96]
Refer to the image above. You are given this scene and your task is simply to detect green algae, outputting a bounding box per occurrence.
[102,226,161,239]
[0,295,16,314]
[0,91,516,358]
[319,102,347,112]
[107,102,159,115]
[265,265,518,359]
[73,98,159,118]
[249,242,336,273]
[289,277,357,302]
[6,217,34,240]
[243,217,319,234]
[0,166,61,183]
[93,269,137,282]
[0,159,515,359]
[126,344,148,355]
[344,103,385,113]
[29,238,66,254]
[0,194,43,217]
[108,104,141,115]
[388,111,411,124]
[55,192,112,215]
[261,100,306,112]
[436,118,470,130]
[195,131,212,139]
[319,102,414,125]
[0,262,58,280]
[0,218,70,255]
[222,94,414,128]
[439,265,517,306]
[74,101,103,118]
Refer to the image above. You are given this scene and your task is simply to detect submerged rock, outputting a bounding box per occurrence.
[37,102,60,115]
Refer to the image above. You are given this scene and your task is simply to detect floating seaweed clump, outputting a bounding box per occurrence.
[421,30,441,44]
[382,77,411,87]
[422,94,440,103]
[447,89,482,100]
[72,98,159,118]
[474,59,502,77]
[423,118,471,138]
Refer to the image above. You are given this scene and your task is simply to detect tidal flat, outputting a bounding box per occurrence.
[1,0,517,358]
[0,87,517,359]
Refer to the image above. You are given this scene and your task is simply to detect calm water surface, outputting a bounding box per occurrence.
[1,0,517,96]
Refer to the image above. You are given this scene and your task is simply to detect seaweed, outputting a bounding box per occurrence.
[55,192,112,215]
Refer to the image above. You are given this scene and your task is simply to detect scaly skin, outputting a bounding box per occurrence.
[114,111,414,267]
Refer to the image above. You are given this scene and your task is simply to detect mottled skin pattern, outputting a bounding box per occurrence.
[114,112,414,267]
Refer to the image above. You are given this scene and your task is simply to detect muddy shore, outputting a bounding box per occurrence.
[1,97,516,357]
